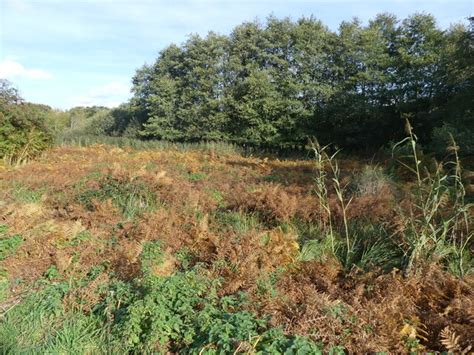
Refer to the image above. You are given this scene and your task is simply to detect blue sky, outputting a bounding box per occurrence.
[0,0,472,109]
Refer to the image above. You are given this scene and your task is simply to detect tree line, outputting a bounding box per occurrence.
[1,13,473,160]
[119,13,472,153]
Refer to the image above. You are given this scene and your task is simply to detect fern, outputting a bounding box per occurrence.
[440,326,472,354]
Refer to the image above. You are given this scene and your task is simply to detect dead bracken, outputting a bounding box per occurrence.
[0,145,472,353]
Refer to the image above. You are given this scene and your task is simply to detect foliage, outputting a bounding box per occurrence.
[0,80,54,165]
[100,14,474,152]
[115,268,325,353]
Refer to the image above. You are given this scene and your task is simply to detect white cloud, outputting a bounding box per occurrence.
[5,0,33,12]
[71,81,130,108]
[0,59,53,80]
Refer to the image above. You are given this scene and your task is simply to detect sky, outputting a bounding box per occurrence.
[0,0,472,109]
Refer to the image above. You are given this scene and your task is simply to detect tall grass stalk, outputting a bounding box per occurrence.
[311,141,335,255]
[393,120,473,277]
[311,140,353,266]
[447,133,472,278]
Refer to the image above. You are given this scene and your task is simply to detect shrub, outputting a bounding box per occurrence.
[431,123,474,156]
[0,80,53,165]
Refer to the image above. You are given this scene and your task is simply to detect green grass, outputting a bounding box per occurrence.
[75,175,157,219]
[207,188,225,207]
[214,211,261,235]
[0,282,112,354]
[0,225,23,261]
[185,172,208,182]
[11,183,45,203]
[0,268,9,301]
[337,221,403,272]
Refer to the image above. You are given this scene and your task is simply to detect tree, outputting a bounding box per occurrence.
[431,17,474,154]
[125,14,472,153]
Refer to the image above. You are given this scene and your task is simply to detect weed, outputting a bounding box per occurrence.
[351,165,392,196]
[75,175,157,219]
[207,188,225,207]
[0,283,69,353]
[263,174,284,183]
[337,221,403,271]
[255,268,284,298]
[175,247,194,271]
[310,141,353,266]
[0,268,8,301]
[37,313,107,354]
[44,265,60,280]
[214,211,261,235]
[116,269,325,353]
[11,183,45,203]
[68,230,91,247]
[185,172,208,182]
[299,237,334,263]
[0,226,23,261]
[139,240,165,275]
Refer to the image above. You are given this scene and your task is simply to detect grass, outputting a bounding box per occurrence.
[11,183,45,203]
[57,133,243,155]
[75,174,158,219]
[185,172,208,182]
[0,225,23,261]
[393,123,473,277]
[214,211,261,235]
[0,282,110,353]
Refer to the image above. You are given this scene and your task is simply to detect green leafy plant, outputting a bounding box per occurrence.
[140,241,165,274]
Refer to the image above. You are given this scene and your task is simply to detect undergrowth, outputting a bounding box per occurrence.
[0,136,472,353]
[0,245,330,354]
[75,174,157,219]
